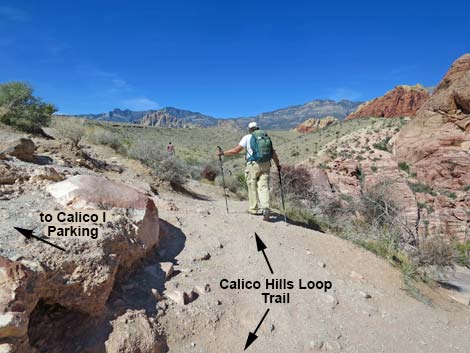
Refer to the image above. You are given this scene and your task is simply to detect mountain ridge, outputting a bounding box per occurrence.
[57,99,362,130]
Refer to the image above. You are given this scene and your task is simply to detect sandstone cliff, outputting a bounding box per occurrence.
[394,54,470,239]
[346,85,430,120]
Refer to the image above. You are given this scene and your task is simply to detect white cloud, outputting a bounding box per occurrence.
[121,98,159,111]
[0,6,30,22]
[75,65,132,93]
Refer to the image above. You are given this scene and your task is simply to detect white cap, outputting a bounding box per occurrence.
[248,122,258,129]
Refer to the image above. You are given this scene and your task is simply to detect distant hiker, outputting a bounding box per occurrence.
[167,142,175,158]
[216,122,281,221]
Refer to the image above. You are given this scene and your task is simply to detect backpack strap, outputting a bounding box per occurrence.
[247,134,256,162]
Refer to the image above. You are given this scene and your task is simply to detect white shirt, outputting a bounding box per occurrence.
[239,134,253,160]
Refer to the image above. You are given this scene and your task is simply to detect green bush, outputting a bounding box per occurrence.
[398,162,410,173]
[127,140,189,189]
[158,158,189,188]
[87,127,125,152]
[454,241,470,268]
[235,172,248,192]
[0,82,56,133]
[372,136,391,151]
[408,182,434,194]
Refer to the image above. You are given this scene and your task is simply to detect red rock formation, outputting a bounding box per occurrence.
[346,85,430,120]
[394,54,470,239]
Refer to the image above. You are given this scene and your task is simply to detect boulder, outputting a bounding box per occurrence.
[105,310,163,353]
[0,175,160,352]
[346,85,430,120]
[0,138,35,162]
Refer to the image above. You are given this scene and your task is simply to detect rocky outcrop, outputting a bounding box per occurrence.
[0,138,35,162]
[0,175,160,352]
[139,107,217,128]
[296,116,338,133]
[346,85,430,120]
[394,54,470,239]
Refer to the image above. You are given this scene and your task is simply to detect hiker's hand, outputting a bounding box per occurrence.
[277,164,282,171]
[216,149,224,157]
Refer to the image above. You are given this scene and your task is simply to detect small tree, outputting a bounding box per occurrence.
[0,82,57,133]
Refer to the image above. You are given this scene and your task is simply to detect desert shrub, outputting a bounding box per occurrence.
[361,182,399,227]
[87,127,125,152]
[454,241,470,268]
[127,140,189,188]
[408,182,434,194]
[52,118,86,148]
[201,163,219,181]
[235,172,248,192]
[272,165,318,206]
[398,161,410,173]
[372,136,391,151]
[413,237,454,269]
[0,82,56,133]
[418,202,434,214]
[441,190,457,199]
[214,175,238,193]
[158,158,189,188]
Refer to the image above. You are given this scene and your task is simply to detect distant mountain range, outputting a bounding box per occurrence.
[58,99,361,130]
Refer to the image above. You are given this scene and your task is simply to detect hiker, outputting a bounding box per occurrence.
[166,142,175,158]
[216,122,281,220]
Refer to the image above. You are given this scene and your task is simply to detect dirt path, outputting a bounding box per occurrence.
[153,180,470,353]
[6,136,467,353]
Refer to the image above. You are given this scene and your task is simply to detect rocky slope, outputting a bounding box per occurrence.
[296,116,338,133]
[394,54,470,239]
[346,85,430,120]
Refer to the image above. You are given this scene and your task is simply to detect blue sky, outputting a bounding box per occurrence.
[1,0,469,117]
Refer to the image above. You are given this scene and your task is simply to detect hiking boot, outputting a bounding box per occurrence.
[262,208,270,221]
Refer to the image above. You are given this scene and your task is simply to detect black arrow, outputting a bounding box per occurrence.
[244,308,270,350]
[255,233,273,274]
[14,227,66,252]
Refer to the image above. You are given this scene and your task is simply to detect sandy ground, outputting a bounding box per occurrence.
[152,180,470,353]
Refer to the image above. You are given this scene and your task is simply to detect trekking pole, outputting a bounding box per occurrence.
[217,146,229,213]
[277,167,287,222]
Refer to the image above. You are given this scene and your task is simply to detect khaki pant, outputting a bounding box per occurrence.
[245,161,271,213]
